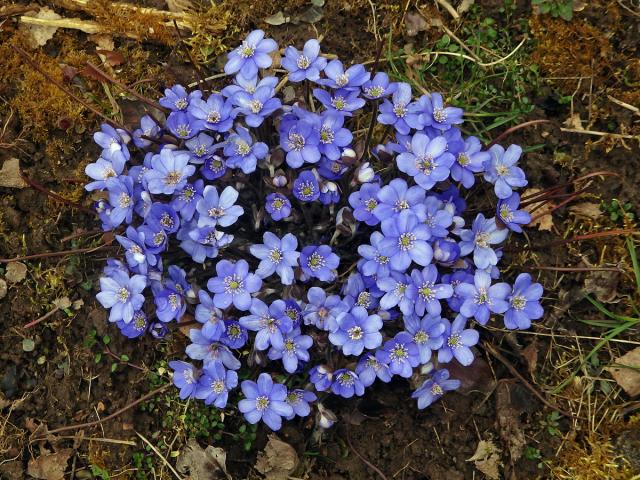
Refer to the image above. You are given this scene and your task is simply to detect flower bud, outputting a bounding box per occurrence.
[356,162,375,183]
[316,403,337,429]
[272,174,287,188]
[433,238,461,264]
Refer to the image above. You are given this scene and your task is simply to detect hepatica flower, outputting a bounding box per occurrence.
[87,32,545,430]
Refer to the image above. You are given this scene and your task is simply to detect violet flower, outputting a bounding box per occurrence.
[328,306,383,356]
[249,232,300,285]
[96,269,147,323]
[265,193,292,221]
[299,245,340,282]
[206,259,262,311]
[281,39,327,82]
[412,369,460,409]
[497,192,531,233]
[376,332,420,378]
[504,273,543,329]
[238,373,293,431]
[195,362,238,408]
[396,133,455,191]
[438,315,479,366]
[224,29,277,79]
[169,360,199,399]
[484,144,528,199]
[267,327,313,373]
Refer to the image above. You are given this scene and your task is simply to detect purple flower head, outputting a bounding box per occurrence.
[380,210,433,272]
[195,362,238,408]
[318,157,348,180]
[404,314,446,364]
[116,310,148,338]
[318,180,341,205]
[313,88,365,116]
[144,149,195,195]
[303,287,347,331]
[166,110,200,139]
[189,94,235,133]
[331,369,365,398]
[201,155,227,180]
[362,72,397,99]
[497,192,531,233]
[105,176,135,227]
[376,332,420,378]
[238,373,293,431]
[459,214,508,269]
[196,185,244,228]
[456,270,510,325]
[349,183,381,226]
[396,133,455,191]
[357,231,393,278]
[132,115,161,149]
[138,221,168,254]
[328,306,383,356]
[232,86,282,127]
[93,124,130,164]
[207,259,262,311]
[268,327,313,373]
[412,369,460,409]
[250,232,300,285]
[450,136,489,188]
[185,328,241,370]
[195,290,225,340]
[159,85,202,112]
[484,144,528,199]
[432,238,461,265]
[281,118,321,168]
[148,203,180,234]
[342,272,382,310]
[317,112,353,160]
[169,360,199,400]
[373,178,425,221]
[320,59,370,91]
[292,170,320,202]
[185,133,215,164]
[239,299,293,351]
[85,156,125,192]
[504,273,544,329]
[407,265,454,317]
[224,29,277,79]
[171,180,204,222]
[220,320,248,349]
[419,92,464,131]
[414,196,453,238]
[282,39,327,82]
[299,245,340,282]
[153,265,192,323]
[181,224,232,263]
[309,365,333,391]
[377,82,413,134]
[438,315,479,366]
[356,353,392,387]
[377,271,416,314]
[283,299,303,328]
[441,270,474,312]
[223,126,268,174]
[285,389,317,419]
[150,321,169,339]
[116,226,156,274]
[221,75,278,98]
[96,269,147,323]
[265,193,291,221]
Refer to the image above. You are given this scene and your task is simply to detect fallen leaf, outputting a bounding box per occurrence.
[0,158,27,189]
[0,278,6,300]
[295,5,323,24]
[178,313,197,337]
[53,297,72,310]
[6,262,28,283]
[521,188,555,231]
[584,268,620,303]
[569,202,602,220]
[255,435,298,480]
[27,449,73,480]
[444,356,495,394]
[457,0,475,14]
[521,341,539,376]
[265,11,289,26]
[166,0,194,13]
[496,382,526,461]
[22,339,35,352]
[605,347,640,397]
[564,113,584,130]
[96,49,126,67]
[467,440,501,480]
[405,11,428,36]
[176,438,230,480]
[22,7,62,48]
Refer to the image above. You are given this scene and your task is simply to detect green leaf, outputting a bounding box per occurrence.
[120,354,130,362]
[95,353,102,363]
[102,335,111,345]
[111,363,118,373]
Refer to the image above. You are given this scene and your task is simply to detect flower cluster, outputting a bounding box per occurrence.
[87,30,543,431]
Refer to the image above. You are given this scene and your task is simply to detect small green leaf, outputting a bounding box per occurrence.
[111,363,118,373]
[102,335,111,345]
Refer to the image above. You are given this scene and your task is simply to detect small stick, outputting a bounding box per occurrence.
[0,245,116,263]
[103,346,147,372]
[531,229,637,251]
[559,127,638,140]
[346,428,389,480]
[524,265,622,272]
[32,384,171,440]
[486,119,552,148]
[20,172,96,216]
[136,431,184,480]
[24,306,61,329]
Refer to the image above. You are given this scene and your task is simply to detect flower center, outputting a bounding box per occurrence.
[249,99,263,113]
[176,124,191,137]
[366,357,380,370]
[458,153,470,166]
[206,111,221,124]
[511,295,526,310]
[414,330,428,344]
[134,314,146,329]
[297,182,316,199]
[416,155,435,174]
[194,144,208,156]
[240,43,255,58]
[318,307,328,319]
[297,55,311,69]
[447,333,461,348]
[103,167,116,179]
[433,108,447,123]
[168,293,179,310]
[365,85,384,98]
[181,186,195,201]
[165,170,182,186]
[153,232,165,246]
[208,206,225,218]
[212,379,225,394]
[338,373,354,386]
[287,391,302,405]
[284,339,296,353]
[431,383,444,396]
[255,395,270,411]
[236,141,251,156]
[331,96,346,110]
[475,287,490,305]
[390,344,408,361]
[320,126,335,144]
[118,192,132,208]
[474,232,490,248]
[393,102,406,118]
[376,254,389,265]
[175,98,188,110]
[288,132,305,151]
[356,291,371,308]
[348,325,363,340]
[268,248,283,264]
[336,73,349,87]
[496,164,509,176]
[117,287,130,303]
[500,204,513,222]
[398,232,416,251]
[419,282,435,301]
[365,198,378,211]
[271,198,284,210]
[224,275,244,293]
[394,282,407,297]
[307,252,325,271]
[395,199,410,211]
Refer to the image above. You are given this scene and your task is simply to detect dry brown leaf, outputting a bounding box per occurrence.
[22,7,62,48]
[584,269,620,303]
[0,278,7,301]
[569,202,602,220]
[521,188,554,231]
[521,341,539,376]
[166,0,194,13]
[496,382,526,461]
[6,262,27,283]
[564,113,584,130]
[255,435,298,480]
[405,11,428,36]
[0,158,27,189]
[457,0,475,14]
[467,440,501,480]
[176,438,230,480]
[605,347,640,397]
[27,449,73,480]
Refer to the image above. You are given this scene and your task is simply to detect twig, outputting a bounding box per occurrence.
[434,0,459,20]
[607,95,639,115]
[23,306,61,329]
[529,229,637,251]
[0,245,115,264]
[32,384,171,440]
[559,128,638,140]
[20,172,96,216]
[136,431,184,480]
[103,346,148,372]
[345,427,389,480]
[486,119,552,148]
[524,265,622,272]
[54,435,137,446]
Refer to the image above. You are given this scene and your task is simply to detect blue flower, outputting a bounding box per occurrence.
[377,82,412,134]
[377,271,416,314]
[96,269,147,323]
[320,59,370,90]
[404,314,446,364]
[116,310,148,338]
[224,29,278,79]
[302,287,347,331]
[432,238,461,265]
[412,369,460,409]
[232,85,282,127]
[238,373,293,431]
[355,353,392,387]
[285,389,317,419]
[380,210,433,271]
[159,84,202,112]
[105,176,135,227]
[144,148,195,195]
[497,192,531,233]
[396,133,455,190]
[268,327,313,373]
[153,265,191,323]
[376,332,420,378]
[138,221,168,254]
[85,156,125,192]
[317,112,353,160]
[222,75,278,98]
[309,365,333,391]
[318,157,348,180]
[313,88,365,116]
[373,178,425,221]
[418,93,464,131]
[504,273,543,329]
[196,185,244,228]
[201,156,227,180]
[220,320,248,349]
[189,94,235,133]
[459,213,508,269]
[132,115,161,149]
[281,39,327,82]
[292,170,320,202]
[331,369,364,398]
[115,226,157,274]
[438,315,479,366]
[223,126,268,174]
[93,124,130,164]
[349,182,381,226]
[171,180,204,222]
[362,72,397,99]
[185,328,241,370]
[414,196,453,239]
[450,136,488,188]
[195,290,225,340]
[148,203,180,233]
[407,265,454,317]
[357,231,392,278]
[328,306,383,356]
[265,193,291,221]
[169,360,199,399]
[281,118,321,168]
[185,133,215,164]
[206,259,262,310]
[166,111,199,139]
[239,299,293,350]
[299,245,340,281]
[484,144,528,199]
[456,270,510,325]
[195,362,238,408]
[249,232,300,285]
